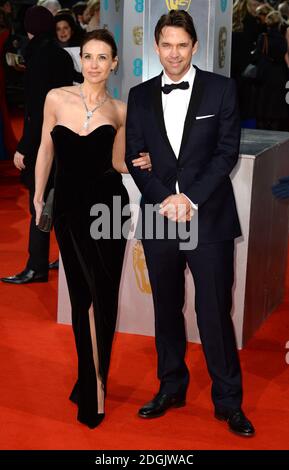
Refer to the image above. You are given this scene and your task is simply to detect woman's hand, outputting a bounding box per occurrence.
[132,152,152,171]
[34,199,44,226]
[13,151,25,170]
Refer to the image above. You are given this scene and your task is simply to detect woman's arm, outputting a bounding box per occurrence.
[112,101,152,174]
[112,114,128,173]
[34,90,58,225]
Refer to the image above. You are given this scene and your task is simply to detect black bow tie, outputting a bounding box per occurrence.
[161,81,190,94]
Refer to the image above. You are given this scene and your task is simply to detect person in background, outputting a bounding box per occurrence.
[0,0,11,17]
[278,1,289,20]
[55,11,83,47]
[255,10,288,130]
[37,0,61,16]
[83,0,100,32]
[55,12,84,84]
[233,0,266,48]
[0,5,17,158]
[72,2,88,30]
[1,6,74,285]
[255,3,274,25]
[231,0,266,128]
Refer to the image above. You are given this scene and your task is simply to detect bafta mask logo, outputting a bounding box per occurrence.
[165,0,192,11]
[114,0,120,12]
[132,241,152,294]
[218,27,227,69]
[133,26,143,46]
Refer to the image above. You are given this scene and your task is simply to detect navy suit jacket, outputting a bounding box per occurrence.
[125,66,242,243]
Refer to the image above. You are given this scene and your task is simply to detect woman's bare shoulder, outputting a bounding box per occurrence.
[111,99,127,124]
[58,85,80,95]
[112,98,127,112]
[46,86,81,107]
[48,86,80,99]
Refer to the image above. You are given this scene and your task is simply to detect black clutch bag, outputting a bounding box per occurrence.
[38,188,54,232]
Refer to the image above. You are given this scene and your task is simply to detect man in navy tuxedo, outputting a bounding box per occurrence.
[125,10,255,437]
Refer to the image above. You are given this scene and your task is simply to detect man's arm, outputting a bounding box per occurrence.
[125,88,172,204]
[184,79,241,208]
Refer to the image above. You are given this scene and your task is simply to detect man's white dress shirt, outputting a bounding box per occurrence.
[161,66,197,209]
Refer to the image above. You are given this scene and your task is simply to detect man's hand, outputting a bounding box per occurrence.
[13,151,25,170]
[132,152,152,171]
[159,194,194,222]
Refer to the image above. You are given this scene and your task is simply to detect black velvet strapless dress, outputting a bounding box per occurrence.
[51,124,129,428]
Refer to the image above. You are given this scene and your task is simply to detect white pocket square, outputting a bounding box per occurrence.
[196,114,215,120]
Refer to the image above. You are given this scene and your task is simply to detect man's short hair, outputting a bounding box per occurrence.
[154,9,198,45]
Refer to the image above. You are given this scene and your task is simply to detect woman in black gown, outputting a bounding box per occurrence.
[33,29,151,428]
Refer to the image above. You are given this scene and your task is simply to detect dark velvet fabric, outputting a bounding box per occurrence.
[51,124,129,428]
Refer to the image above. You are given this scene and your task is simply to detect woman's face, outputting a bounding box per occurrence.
[81,39,118,85]
[56,20,72,43]
[247,0,262,17]
[2,1,12,14]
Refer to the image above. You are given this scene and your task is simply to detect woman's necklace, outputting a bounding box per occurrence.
[79,85,108,130]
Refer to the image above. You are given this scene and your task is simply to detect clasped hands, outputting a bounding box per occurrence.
[159,194,194,222]
[132,153,194,222]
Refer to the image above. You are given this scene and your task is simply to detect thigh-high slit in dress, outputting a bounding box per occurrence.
[51,124,129,428]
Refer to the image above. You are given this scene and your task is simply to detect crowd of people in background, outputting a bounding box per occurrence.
[0,0,100,160]
[3,0,289,155]
[232,0,289,130]
[0,1,102,280]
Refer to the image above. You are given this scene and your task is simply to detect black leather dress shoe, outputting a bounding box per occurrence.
[138,392,186,419]
[1,269,48,284]
[49,260,59,270]
[215,408,255,437]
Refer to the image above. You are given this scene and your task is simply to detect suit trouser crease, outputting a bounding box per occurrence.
[142,238,242,410]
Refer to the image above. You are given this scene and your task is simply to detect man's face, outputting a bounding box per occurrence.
[155,26,197,81]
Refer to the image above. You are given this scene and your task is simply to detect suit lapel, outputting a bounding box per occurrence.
[151,67,205,159]
[151,73,176,157]
[179,67,205,158]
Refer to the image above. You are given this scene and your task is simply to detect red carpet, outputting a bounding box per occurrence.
[0,159,289,450]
